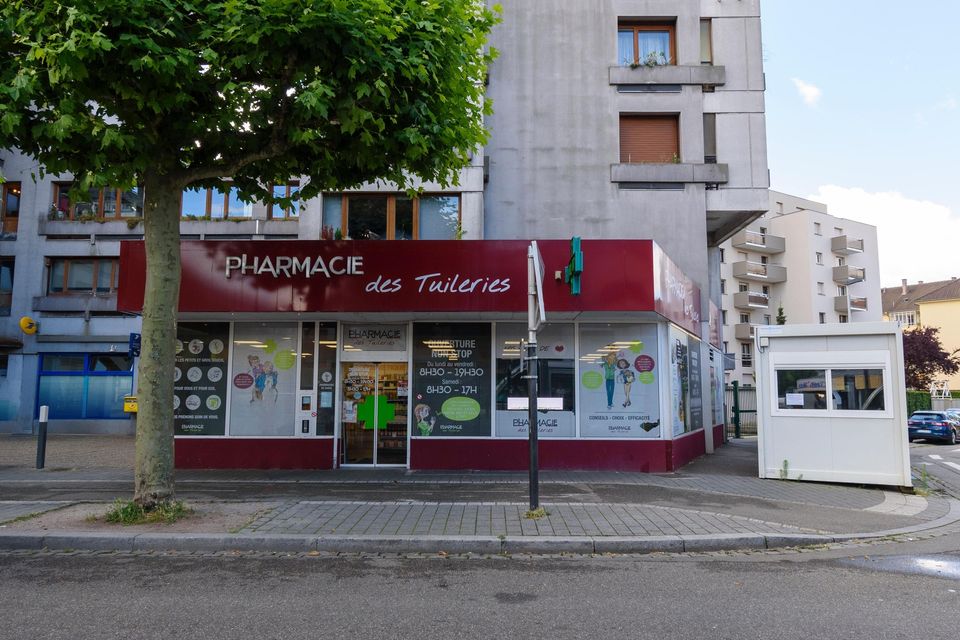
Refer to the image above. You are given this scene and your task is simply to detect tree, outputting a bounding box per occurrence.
[775,305,786,325]
[902,326,960,390]
[1,0,498,507]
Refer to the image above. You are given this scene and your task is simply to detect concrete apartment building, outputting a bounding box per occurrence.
[882,278,960,391]
[719,190,881,385]
[0,1,768,470]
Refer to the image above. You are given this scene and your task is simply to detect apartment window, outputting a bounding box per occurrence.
[834,227,843,236]
[760,256,768,265]
[741,343,752,368]
[37,353,133,420]
[817,282,825,295]
[720,279,726,294]
[267,181,301,219]
[723,341,729,354]
[181,185,253,219]
[814,222,822,235]
[837,256,846,267]
[893,312,916,326]
[53,182,144,220]
[819,312,826,324]
[739,313,750,324]
[721,310,727,325]
[699,19,713,64]
[763,315,772,325]
[321,194,460,240]
[47,258,119,295]
[738,282,748,293]
[839,314,848,323]
[719,248,725,263]
[703,113,717,163]
[837,285,847,296]
[1,182,20,235]
[617,22,675,66]
[762,285,770,295]
[815,252,823,265]
[619,115,679,163]
[0,257,13,316]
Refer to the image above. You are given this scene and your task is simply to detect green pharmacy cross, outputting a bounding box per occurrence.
[357,394,395,430]
[564,236,583,296]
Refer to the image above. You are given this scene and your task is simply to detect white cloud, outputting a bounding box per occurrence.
[807,186,959,287]
[791,78,822,107]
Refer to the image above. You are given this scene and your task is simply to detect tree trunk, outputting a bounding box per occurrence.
[134,173,183,508]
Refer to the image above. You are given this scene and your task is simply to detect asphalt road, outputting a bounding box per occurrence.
[2,543,959,640]
[911,440,960,498]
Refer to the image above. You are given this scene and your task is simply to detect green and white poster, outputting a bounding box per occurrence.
[411,323,492,437]
[174,322,230,436]
[229,322,299,436]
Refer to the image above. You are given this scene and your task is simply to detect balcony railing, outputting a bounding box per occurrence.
[733,290,770,309]
[834,295,869,313]
[731,229,785,254]
[735,323,755,341]
[732,261,787,283]
[833,265,866,285]
[831,235,864,255]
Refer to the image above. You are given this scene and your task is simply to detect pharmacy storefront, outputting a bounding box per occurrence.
[118,240,725,471]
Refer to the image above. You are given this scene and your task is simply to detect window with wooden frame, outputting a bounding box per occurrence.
[619,115,680,163]
[180,185,253,219]
[0,256,13,316]
[268,181,301,219]
[617,21,676,66]
[320,194,460,240]
[1,182,20,235]
[47,258,119,295]
[52,183,144,220]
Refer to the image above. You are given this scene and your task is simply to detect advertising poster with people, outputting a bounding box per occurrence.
[228,323,299,436]
[411,323,492,437]
[174,323,230,436]
[578,324,660,438]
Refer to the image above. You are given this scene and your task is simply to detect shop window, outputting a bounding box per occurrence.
[0,257,13,316]
[180,185,252,219]
[777,367,886,411]
[52,182,143,220]
[620,115,679,164]
[268,181,301,219]
[669,331,704,434]
[617,22,675,66]
[228,323,299,436]
[1,182,20,236]
[322,194,461,240]
[37,353,133,419]
[47,258,118,295]
[494,323,576,437]
[174,323,230,436]
[578,324,661,437]
[776,369,827,410]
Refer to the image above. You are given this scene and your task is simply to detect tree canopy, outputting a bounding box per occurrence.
[902,326,960,390]
[0,0,499,506]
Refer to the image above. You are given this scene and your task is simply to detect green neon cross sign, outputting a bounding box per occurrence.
[564,236,583,295]
[357,394,395,430]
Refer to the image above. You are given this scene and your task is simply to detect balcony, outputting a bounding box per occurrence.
[732,261,787,283]
[610,163,728,185]
[733,290,769,310]
[731,229,785,254]
[833,265,866,285]
[834,295,869,313]
[33,294,117,314]
[831,235,864,255]
[608,65,726,88]
[735,323,755,341]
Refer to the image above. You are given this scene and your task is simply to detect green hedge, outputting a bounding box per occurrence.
[906,391,931,413]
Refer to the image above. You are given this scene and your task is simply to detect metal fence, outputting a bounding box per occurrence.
[726,383,757,437]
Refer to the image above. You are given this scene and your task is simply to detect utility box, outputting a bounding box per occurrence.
[123,395,138,414]
[755,322,911,488]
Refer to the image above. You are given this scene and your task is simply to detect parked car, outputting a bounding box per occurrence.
[944,408,960,423]
[907,411,960,444]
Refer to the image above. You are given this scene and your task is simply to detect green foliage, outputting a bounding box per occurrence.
[775,305,786,325]
[0,0,500,198]
[523,507,549,519]
[104,499,192,525]
[906,390,932,413]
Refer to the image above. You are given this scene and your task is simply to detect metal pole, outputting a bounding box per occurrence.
[36,405,49,470]
[526,251,540,510]
[731,380,741,439]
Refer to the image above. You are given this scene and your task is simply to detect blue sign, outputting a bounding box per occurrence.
[128,332,141,357]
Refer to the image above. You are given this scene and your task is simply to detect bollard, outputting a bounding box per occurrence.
[731,380,741,439]
[36,405,49,470]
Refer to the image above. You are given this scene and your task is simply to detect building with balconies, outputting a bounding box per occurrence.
[719,190,881,385]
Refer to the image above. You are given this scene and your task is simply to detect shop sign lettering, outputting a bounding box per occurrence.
[224,254,365,279]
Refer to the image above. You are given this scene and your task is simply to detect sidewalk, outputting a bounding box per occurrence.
[0,436,957,555]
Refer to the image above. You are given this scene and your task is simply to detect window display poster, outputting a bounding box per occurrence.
[671,332,688,436]
[710,348,725,427]
[495,323,576,437]
[229,323,299,436]
[412,323,492,437]
[174,322,230,436]
[578,324,660,438]
[688,335,703,432]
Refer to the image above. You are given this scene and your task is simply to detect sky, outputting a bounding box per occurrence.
[761,1,960,287]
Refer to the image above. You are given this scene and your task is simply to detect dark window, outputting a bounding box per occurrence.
[37,353,134,419]
[1,182,20,236]
[323,194,461,240]
[0,257,13,316]
[47,258,119,295]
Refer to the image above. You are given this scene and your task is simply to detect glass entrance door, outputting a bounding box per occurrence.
[341,362,408,466]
